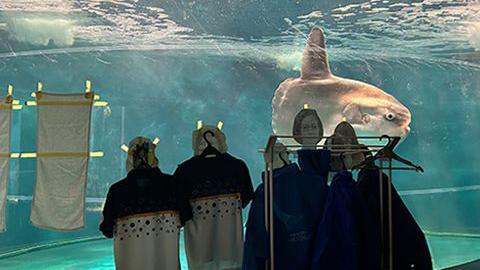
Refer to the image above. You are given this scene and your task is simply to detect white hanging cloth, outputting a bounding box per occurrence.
[30,92,94,230]
[0,97,12,232]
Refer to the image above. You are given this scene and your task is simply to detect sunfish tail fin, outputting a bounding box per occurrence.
[301,26,331,79]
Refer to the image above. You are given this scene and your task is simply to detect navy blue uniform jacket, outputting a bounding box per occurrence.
[243,150,330,270]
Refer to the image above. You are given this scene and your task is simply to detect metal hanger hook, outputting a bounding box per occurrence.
[339,152,348,170]
[202,130,215,147]
[278,152,289,166]
[379,135,392,143]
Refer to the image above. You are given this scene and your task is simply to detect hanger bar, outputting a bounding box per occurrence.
[293,149,376,154]
[258,145,384,153]
[278,144,385,148]
[258,148,380,154]
[327,150,372,155]
[272,135,401,140]
[376,167,419,171]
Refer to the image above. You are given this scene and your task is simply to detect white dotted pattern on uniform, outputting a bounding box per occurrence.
[185,193,244,270]
[113,211,181,270]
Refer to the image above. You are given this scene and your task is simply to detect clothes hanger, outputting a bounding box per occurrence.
[353,135,424,172]
[132,141,150,169]
[200,130,221,157]
[268,142,290,170]
[339,152,348,171]
[278,152,289,167]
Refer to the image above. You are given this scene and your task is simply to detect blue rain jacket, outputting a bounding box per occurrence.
[243,150,330,270]
[310,170,380,270]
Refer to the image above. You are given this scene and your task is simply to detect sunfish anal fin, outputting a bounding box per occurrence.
[301,27,331,79]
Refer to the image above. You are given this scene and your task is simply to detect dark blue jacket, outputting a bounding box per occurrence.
[243,150,330,270]
[357,167,432,270]
[310,170,380,270]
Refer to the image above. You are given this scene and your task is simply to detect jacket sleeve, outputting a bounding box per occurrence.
[173,166,193,226]
[239,161,255,208]
[99,188,115,238]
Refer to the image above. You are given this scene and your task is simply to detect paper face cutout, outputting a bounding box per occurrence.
[292,108,324,146]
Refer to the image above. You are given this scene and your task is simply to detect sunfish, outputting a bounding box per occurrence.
[272,27,411,141]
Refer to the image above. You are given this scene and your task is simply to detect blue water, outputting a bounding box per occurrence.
[0,0,480,268]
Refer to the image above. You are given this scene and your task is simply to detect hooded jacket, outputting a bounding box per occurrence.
[243,150,330,270]
[357,167,432,270]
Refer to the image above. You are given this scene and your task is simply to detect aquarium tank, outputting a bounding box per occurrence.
[0,0,480,269]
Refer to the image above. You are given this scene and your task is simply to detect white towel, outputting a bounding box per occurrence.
[30,92,93,230]
[0,97,12,232]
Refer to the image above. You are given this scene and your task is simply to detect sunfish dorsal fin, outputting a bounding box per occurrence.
[301,27,331,79]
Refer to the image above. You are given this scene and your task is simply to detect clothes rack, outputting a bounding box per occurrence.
[260,135,423,270]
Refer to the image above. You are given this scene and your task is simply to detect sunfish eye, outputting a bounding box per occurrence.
[385,112,396,121]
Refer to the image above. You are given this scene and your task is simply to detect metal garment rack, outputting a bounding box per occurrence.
[261,135,420,270]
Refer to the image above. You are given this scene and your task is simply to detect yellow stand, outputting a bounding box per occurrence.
[27,81,108,107]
